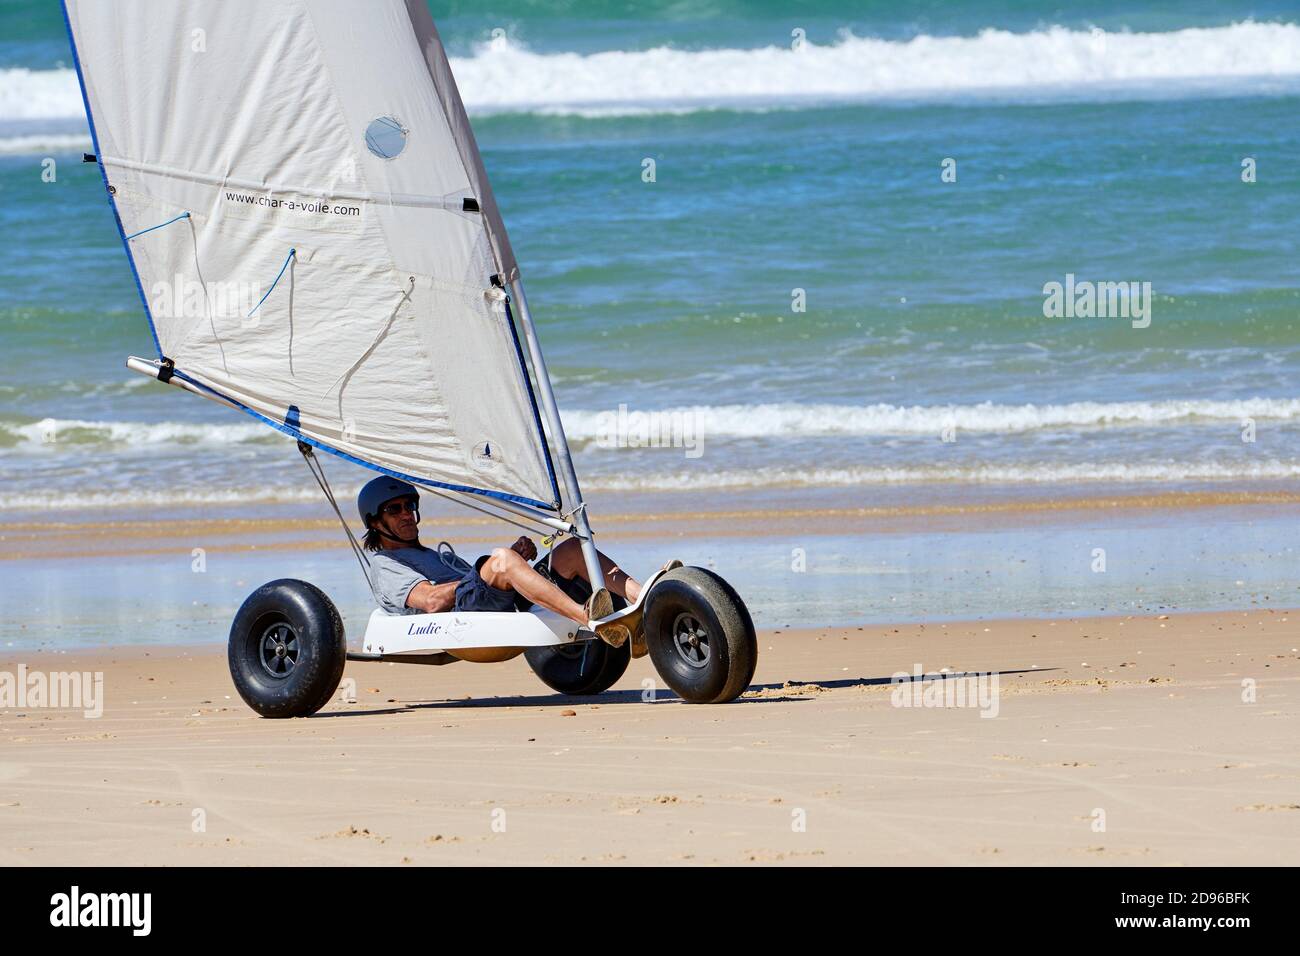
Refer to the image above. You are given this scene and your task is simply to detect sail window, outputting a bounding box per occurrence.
[364,116,408,159]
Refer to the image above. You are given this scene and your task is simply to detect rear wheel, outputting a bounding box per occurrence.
[643,567,757,703]
[228,579,346,718]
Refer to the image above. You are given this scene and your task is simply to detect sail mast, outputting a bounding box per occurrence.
[508,280,607,591]
[402,0,606,587]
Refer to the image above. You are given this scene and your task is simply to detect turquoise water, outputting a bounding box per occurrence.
[2,0,1300,511]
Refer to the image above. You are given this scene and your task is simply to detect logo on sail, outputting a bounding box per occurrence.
[223,189,362,218]
[471,440,502,471]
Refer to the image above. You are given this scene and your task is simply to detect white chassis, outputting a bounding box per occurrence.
[355,565,670,659]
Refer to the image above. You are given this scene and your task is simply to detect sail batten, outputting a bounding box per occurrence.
[99,155,486,213]
[64,0,559,510]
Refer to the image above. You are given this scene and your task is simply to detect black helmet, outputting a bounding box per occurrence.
[357,475,419,525]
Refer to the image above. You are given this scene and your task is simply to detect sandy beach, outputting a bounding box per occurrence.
[5,0,1300,877]
[2,608,1296,866]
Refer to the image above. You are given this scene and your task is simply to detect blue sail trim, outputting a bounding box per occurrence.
[504,298,563,510]
[170,367,560,512]
[60,0,165,360]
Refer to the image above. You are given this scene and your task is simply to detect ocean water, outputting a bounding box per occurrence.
[2,0,1300,513]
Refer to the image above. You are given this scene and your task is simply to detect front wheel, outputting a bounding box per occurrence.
[228,579,346,718]
[525,639,630,696]
[643,567,757,703]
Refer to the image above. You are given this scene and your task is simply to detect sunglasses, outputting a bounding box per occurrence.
[380,499,419,517]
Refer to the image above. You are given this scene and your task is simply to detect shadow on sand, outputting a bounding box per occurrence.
[309,667,1053,718]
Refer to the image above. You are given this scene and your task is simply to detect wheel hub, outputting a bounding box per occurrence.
[670,612,710,669]
[259,621,299,678]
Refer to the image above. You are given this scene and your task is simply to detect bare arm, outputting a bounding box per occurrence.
[405,580,459,613]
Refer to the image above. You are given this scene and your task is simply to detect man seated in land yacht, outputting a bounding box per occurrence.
[359,476,641,661]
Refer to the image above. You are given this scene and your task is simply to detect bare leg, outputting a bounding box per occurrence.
[549,537,642,603]
[479,548,588,625]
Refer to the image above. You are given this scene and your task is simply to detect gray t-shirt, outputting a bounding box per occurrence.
[369,546,468,615]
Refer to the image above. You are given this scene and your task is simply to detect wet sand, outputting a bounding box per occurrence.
[1,608,1296,865]
[4,486,1300,562]
[4,483,1298,650]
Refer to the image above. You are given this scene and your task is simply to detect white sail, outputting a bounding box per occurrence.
[63,0,560,510]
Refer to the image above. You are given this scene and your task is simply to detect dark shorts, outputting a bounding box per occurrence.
[453,555,527,613]
[452,553,594,613]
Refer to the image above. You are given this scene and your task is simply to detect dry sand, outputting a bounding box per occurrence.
[1,608,1297,866]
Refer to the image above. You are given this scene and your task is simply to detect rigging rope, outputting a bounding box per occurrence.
[409,478,563,541]
[297,441,564,600]
[247,247,296,318]
[541,501,586,547]
[296,441,379,602]
[434,541,472,577]
[124,210,190,241]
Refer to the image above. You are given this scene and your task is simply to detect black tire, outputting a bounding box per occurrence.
[524,556,631,696]
[643,567,757,704]
[525,639,631,696]
[228,579,347,718]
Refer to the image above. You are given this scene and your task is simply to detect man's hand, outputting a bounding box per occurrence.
[510,535,537,562]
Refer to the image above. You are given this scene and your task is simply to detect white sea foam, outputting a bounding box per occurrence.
[2,398,1294,451]
[0,132,91,155]
[584,459,1300,491]
[0,417,274,448]
[2,457,1296,511]
[7,22,1300,129]
[0,484,326,512]
[456,23,1300,115]
[458,22,1300,114]
[561,398,1300,440]
[0,67,84,121]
